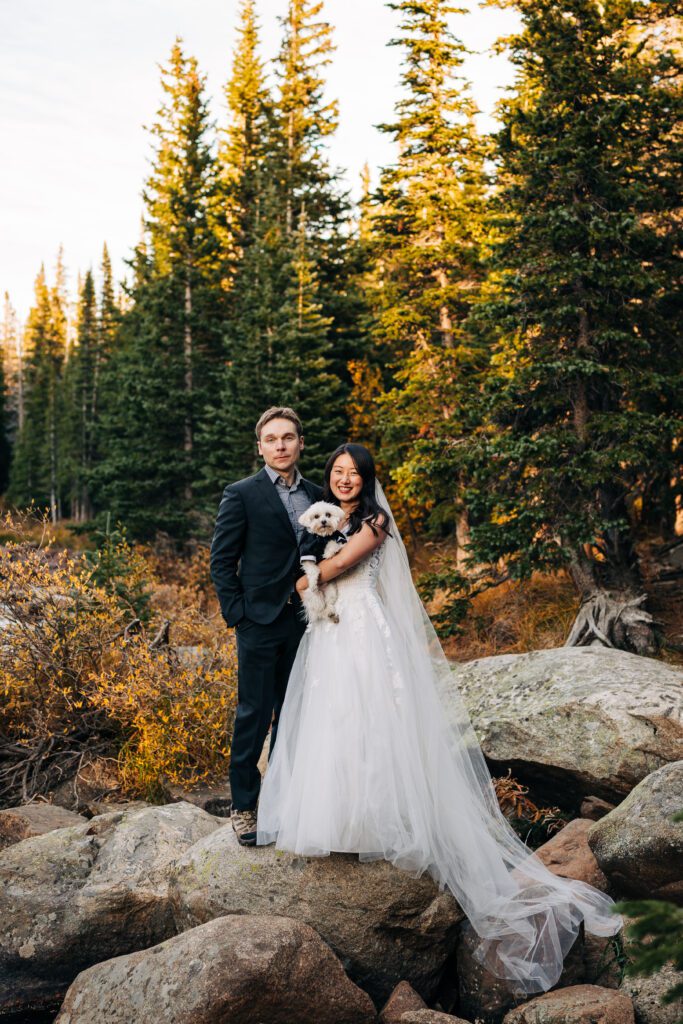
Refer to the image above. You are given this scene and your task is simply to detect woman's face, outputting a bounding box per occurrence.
[329,452,363,504]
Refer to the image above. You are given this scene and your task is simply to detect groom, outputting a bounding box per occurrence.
[210,407,322,845]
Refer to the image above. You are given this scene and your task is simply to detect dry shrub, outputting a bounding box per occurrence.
[493,770,569,848]
[88,637,236,802]
[0,511,236,807]
[443,571,579,661]
[90,542,237,800]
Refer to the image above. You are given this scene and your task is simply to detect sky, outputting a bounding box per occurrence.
[0,0,521,323]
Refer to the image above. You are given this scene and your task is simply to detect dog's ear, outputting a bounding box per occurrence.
[298,508,314,528]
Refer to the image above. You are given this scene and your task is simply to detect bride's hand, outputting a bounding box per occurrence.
[296,575,309,594]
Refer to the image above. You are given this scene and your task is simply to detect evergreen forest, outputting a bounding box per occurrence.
[1,0,681,647]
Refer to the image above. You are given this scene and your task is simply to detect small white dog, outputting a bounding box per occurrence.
[298,501,347,624]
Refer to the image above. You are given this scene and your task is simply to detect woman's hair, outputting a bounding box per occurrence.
[323,443,391,537]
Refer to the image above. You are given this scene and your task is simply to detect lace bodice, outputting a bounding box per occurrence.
[335,537,383,593]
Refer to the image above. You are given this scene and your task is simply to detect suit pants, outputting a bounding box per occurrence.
[229,599,305,812]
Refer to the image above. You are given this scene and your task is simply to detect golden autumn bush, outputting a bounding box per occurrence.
[0,510,237,806]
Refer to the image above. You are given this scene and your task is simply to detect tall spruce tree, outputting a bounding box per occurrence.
[0,350,9,493]
[200,0,278,492]
[61,270,98,520]
[271,0,365,469]
[202,0,355,496]
[267,208,344,471]
[7,264,67,520]
[87,245,121,486]
[446,0,682,650]
[367,0,488,542]
[1,292,24,448]
[275,0,339,236]
[93,40,224,537]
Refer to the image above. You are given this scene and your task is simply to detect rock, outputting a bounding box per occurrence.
[54,915,376,1024]
[168,821,464,1004]
[159,776,232,817]
[0,803,86,851]
[583,933,622,989]
[581,796,616,821]
[449,646,683,805]
[454,919,586,1024]
[501,984,635,1023]
[534,819,609,892]
[587,761,683,900]
[380,980,428,1022]
[84,798,151,817]
[621,963,683,1024]
[401,1013,471,1023]
[0,801,222,1015]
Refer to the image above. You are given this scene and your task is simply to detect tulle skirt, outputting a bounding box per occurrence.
[256,581,623,995]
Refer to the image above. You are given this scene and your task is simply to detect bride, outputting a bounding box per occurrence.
[256,442,622,996]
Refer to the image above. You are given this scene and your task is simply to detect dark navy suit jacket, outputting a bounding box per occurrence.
[210,466,322,626]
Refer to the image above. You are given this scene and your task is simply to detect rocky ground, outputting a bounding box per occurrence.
[0,645,681,1023]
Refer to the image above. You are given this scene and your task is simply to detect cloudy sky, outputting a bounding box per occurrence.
[0,0,520,321]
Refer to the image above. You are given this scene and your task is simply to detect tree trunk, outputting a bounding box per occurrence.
[455,507,471,570]
[565,549,656,655]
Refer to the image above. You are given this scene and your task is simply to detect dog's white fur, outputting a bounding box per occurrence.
[298,501,346,624]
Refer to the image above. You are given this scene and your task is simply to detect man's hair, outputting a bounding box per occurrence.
[255,407,303,440]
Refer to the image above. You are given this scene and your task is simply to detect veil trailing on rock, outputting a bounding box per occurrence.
[372,481,622,995]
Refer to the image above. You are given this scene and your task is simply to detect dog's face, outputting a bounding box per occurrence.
[299,501,345,537]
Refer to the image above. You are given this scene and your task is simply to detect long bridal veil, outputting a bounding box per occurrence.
[372,481,622,995]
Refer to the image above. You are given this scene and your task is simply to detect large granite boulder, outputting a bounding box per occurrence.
[453,920,586,1024]
[621,964,683,1024]
[588,761,683,900]
[380,981,428,1022]
[54,915,376,1024]
[0,801,222,1015]
[0,803,86,851]
[502,984,635,1023]
[401,1013,471,1023]
[167,822,464,1004]
[449,646,683,805]
[534,819,609,892]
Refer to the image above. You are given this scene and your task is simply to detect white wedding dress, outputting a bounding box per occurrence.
[256,489,622,995]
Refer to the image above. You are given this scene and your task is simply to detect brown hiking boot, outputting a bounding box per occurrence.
[231,808,258,846]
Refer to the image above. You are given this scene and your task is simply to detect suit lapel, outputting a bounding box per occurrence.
[255,467,297,540]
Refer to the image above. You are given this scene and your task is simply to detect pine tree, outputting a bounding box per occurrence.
[366,0,488,540]
[267,209,343,474]
[447,0,683,650]
[1,292,24,447]
[273,0,364,422]
[62,270,98,520]
[201,0,353,496]
[93,41,224,537]
[97,245,119,385]
[275,0,339,237]
[7,263,67,519]
[0,351,10,493]
[214,0,272,278]
[87,244,122,490]
[200,0,278,493]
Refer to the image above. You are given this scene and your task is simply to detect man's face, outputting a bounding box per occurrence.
[257,418,304,475]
